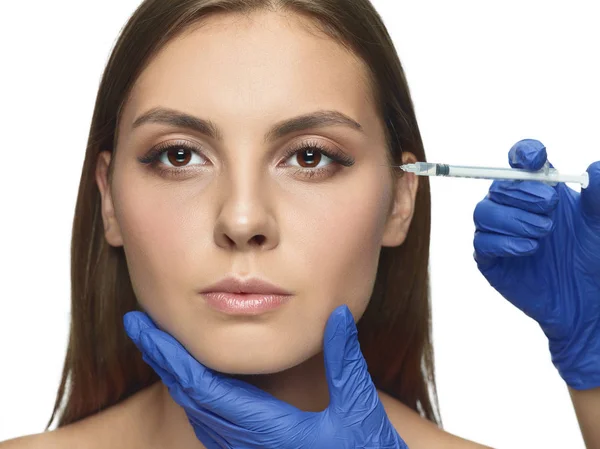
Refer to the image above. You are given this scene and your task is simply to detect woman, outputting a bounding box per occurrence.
[2,0,598,448]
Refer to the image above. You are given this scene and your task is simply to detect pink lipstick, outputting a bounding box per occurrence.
[202,292,291,315]
[200,275,293,315]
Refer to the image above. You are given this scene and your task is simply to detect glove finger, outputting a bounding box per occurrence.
[138,343,233,443]
[141,349,178,387]
[474,198,554,238]
[123,311,159,344]
[581,160,600,224]
[486,180,559,214]
[123,312,178,387]
[474,230,539,259]
[138,328,287,427]
[324,304,376,414]
[158,377,236,448]
[164,381,232,449]
[124,313,196,404]
[323,305,349,390]
[508,139,548,170]
[139,349,229,444]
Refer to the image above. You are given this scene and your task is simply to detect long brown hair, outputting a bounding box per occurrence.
[46,0,439,430]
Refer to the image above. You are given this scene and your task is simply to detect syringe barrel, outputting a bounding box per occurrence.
[446,165,557,182]
[445,165,589,187]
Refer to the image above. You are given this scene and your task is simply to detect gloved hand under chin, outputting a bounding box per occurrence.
[123,305,409,449]
[473,138,600,390]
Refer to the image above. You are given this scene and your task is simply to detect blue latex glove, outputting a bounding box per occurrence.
[473,138,600,390]
[123,305,409,449]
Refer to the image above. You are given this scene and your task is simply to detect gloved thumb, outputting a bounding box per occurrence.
[581,161,600,223]
[323,304,374,414]
[508,139,549,170]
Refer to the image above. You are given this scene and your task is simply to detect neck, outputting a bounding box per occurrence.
[153,351,330,448]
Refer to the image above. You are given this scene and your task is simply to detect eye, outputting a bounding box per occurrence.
[281,140,355,179]
[137,140,207,178]
[152,142,205,168]
[286,145,333,169]
[160,146,204,168]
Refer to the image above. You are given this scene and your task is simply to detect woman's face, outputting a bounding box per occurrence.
[96,10,417,374]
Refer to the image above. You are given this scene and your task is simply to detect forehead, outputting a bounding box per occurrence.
[123,10,375,128]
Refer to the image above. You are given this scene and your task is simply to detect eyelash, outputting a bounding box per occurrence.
[137,139,355,179]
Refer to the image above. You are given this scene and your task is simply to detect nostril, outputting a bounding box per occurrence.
[251,235,266,246]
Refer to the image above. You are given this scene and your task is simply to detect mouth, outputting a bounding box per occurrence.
[201,292,292,316]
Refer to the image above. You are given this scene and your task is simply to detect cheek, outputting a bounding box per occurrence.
[111,176,200,305]
[295,171,393,314]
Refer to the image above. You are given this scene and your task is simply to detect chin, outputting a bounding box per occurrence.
[191,341,317,376]
[200,352,303,375]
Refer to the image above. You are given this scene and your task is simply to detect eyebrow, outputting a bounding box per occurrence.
[131,107,363,143]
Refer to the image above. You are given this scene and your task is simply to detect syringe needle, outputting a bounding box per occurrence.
[399,163,419,173]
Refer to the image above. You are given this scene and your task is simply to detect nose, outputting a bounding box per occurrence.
[213,179,279,252]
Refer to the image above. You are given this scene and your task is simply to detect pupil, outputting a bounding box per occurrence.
[305,149,315,163]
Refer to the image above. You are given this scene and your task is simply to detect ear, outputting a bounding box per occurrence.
[381,151,419,247]
[95,151,124,247]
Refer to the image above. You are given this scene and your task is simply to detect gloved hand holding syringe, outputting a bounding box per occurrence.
[392,139,600,392]
[398,160,590,188]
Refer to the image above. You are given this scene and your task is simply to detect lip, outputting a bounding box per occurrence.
[200,275,293,316]
[200,275,293,295]
[202,292,291,315]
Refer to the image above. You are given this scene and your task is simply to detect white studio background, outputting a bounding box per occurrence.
[0,1,597,447]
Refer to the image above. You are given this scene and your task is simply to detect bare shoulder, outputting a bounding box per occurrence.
[0,383,163,449]
[377,390,494,449]
[0,427,74,449]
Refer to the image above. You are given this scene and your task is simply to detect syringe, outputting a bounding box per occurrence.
[399,162,590,188]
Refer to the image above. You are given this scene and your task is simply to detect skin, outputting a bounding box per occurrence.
[569,387,600,448]
[0,9,493,449]
[101,9,417,407]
